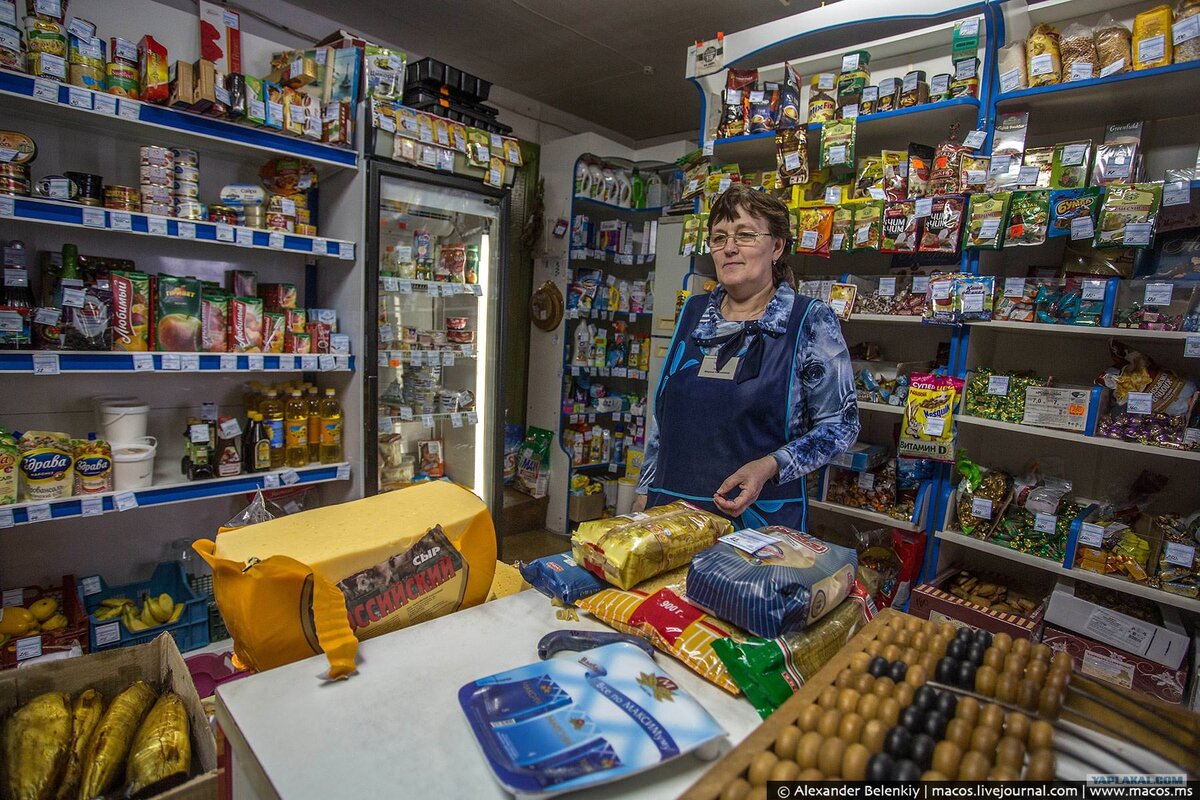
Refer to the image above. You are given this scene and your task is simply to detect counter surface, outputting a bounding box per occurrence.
[216,589,762,799]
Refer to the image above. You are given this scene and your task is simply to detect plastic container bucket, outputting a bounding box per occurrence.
[98,398,150,443]
[112,436,157,490]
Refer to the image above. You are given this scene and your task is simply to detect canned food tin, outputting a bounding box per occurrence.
[949,76,979,99]
[208,204,238,225]
[173,181,199,200]
[104,198,137,211]
[105,61,138,98]
[65,171,103,203]
[140,202,170,216]
[139,186,171,204]
[35,174,77,200]
[294,208,311,225]
[173,200,204,219]
[173,164,200,183]
[445,316,469,331]
[104,184,138,202]
[241,208,266,229]
[69,63,104,91]
[138,165,171,185]
[0,176,31,196]
[0,49,22,73]
[27,50,66,80]
[294,223,317,237]
[109,37,137,66]
[139,146,173,167]
[219,183,266,207]
[266,212,294,232]
[170,147,198,166]
[0,163,29,179]
[68,32,103,66]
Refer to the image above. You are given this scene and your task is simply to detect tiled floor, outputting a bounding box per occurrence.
[502,528,569,564]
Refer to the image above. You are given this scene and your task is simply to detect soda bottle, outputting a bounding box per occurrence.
[260,390,285,469]
[319,388,343,464]
[284,389,308,467]
[306,386,320,462]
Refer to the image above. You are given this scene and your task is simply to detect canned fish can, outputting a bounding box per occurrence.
[266,212,294,232]
[170,147,198,166]
[294,223,317,236]
[0,175,31,197]
[139,186,172,204]
[105,184,139,202]
[105,61,138,98]
[241,206,266,229]
[140,201,171,216]
[208,204,238,225]
[173,200,204,219]
[139,146,173,167]
[294,207,311,225]
[138,164,171,185]
[173,181,200,200]
[219,183,266,207]
[69,63,104,91]
[173,164,200,183]
[0,163,29,179]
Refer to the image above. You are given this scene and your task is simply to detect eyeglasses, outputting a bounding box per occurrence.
[709,230,773,249]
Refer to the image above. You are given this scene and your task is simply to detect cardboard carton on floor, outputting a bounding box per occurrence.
[1042,623,1189,705]
[0,633,217,799]
[909,566,1047,641]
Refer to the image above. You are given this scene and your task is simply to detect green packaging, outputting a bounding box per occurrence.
[243,75,266,126]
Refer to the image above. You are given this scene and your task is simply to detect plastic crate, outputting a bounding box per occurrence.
[1,575,89,669]
[80,562,209,654]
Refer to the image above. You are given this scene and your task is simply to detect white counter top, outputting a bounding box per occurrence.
[215,590,762,799]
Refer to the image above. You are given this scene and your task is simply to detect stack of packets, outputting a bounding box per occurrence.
[518,507,873,715]
[922,273,997,324]
[899,373,964,461]
[1152,512,1200,598]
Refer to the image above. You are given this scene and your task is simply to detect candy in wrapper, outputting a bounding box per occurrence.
[953,274,995,321]
[518,552,606,606]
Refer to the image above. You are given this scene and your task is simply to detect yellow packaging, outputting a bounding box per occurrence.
[898,374,964,462]
[194,482,497,679]
[18,431,73,501]
[0,429,16,505]
[1132,5,1173,69]
[571,500,732,590]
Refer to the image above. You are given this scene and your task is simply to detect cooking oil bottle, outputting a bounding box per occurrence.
[260,390,285,469]
[245,411,272,472]
[319,388,343,464]
[285,389,309,467]
[306,385,321,462]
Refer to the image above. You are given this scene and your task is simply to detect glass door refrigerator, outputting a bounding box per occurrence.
[365,160,508,520]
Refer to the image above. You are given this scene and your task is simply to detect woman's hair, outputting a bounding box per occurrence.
[707,183,795,288]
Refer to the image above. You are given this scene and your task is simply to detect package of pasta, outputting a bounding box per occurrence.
[851,201,883,250]
[820,119,856,169]
[518,552,606,606]
[794,205,834,257]
[712,594,871,717]
[1132,5,1173,70]
[1027,24,1062,86]
[899,372,963,461]
[881,201,919,252]
[965,192,1010,248]
[686,526,857,639]
[831,204,855,252]
[919,195,966,254]
[575,587,743,694]
[776,127,809,186]
[571,500,732,590]
[1095,183,1162,248]
[1004,190,1050,246]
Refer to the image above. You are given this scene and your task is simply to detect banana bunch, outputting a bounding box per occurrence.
[95,594,182,633]
[2,682,192,800]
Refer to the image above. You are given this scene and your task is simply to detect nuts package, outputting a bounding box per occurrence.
[1048,187,1103,238]
[794,206,834,257]
[1060,22,1098,80]
[1095,183,1162,248]
[1095,13,1133,75]
[965,192,1010,249]
[906,143,935,198]
[851,201,883,250]
[881,201,919,253]
[919,195,965,254]
[819,119,856,169]
[776,127,809,186]
[997,41,1028,91]
[1026,24,1062,86]
[1132,5,1173,70]
[1176,0,1200,63]
[954,458,1013,538]
[1004,190,1050,246]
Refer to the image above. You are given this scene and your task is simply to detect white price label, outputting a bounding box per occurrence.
[467,411,479,425]
[1138,34,1166,65]
[1124,222,1153,246]
[118,99,141,121]
[319,355,336,371]
[2,588,23,606]
[422,414,435,428]
[978,218,1001,239]
[1079,522,1105,548]
[312,238,328,255]
[263,473,279,488]
[828,145,847,165]
[181,354,200,371]
[399,407,414,421]
[989,155,1013,177]
[999,68,1022,93]
[148,218,168,236]
[958,16,980,36]
[1100,59,1126,78]
[1070,216,1095,240]
[1126,391,1153,415]
[132,354,154,372]
[189,423,210,444]
[1030,53,1055,76]
[339,244,355,261]
[16,636,42,661]
[109,211,132,231]
[1164,542,1196,567]
[200,402,218,422]
[1174,15,1200,45]
[248,354,264,370]
[1068,62,1094,81]
[80,496,103,517]
[783,151,802,172]
[280,468,300,486]
[160,353,180,370]
[800,230,819,249]
[842,104,859,120]
[67,87,92,110]
[33,78,59,102]
[336,464,351,480]
[825,187,841,205]
[27,503,51,523]
[1034,513,1058,534]
[443,351,455,367]
[955,59,977,80]
[219,418,242,438]
[911,276,930,294]
[857,472,876,491]
[878,277,897,297]
[963,130,987,149]
[94,622,120,646]
[0,196,12,218]
[114,492,138,511]
[1082,279,1107,301]
[923,416,946,436]
[902,73,919,93]
[1004,277,1027,298]
[381,277,399,292]
[1016,165,1041,186]
[841,53,860,72]
[1163,181,1190,207]
[817,73,835,91]
[451,412,464,428]
[0,508,10,528]
[855,226,871,244]
[31,307,57,325]
[269,233,285,249]
[216,224,235,242]
[967,170,986,186]
[867,187,886,201]
[81,575,101,596]
[971,497,994,520]
[1059,144,1088,167]
[987,375,1010,396]
[82,207,105,228]
[61,287,86,308]
[915,198,933,217]
[301,355,318,370]
[1144,283,1174,306]
[410,351,423,366]
[32,353,59,375]
[280,355,298,371]
[1185,336,1200,358]
[236,227,254,247]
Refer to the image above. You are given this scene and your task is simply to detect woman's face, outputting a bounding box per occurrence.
[711,207,784,295]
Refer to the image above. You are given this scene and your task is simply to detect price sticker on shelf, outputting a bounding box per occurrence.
[280,468,300,486]
[16,637,42,661]
[800,230,819,249]
[1016,165,1040,187]
[827,145,847,165]
[268,233,285,249]
[33,78,59,102]
[3,588,24,606]
[1163,180,1190,207]
[67,86,92,110]
[109,211,132,231]
[216,224,235,242]
[923,416,946,437]
[1032,512,1058,535]
[841,103,859,120]
[248,354,264,370]
[857,472,876,491]
[312,238,329,256]
[915,197,933,218]
[1068,61,1094,82]
[461,344,474,357]
[80,575,102,596]
[450,412,464,428]
[0,196,12,218]
[318,355,336,371]
[1082,279,1107,300]
[82,207,106,228]
[1164,541,1196,567]
[381,277,399,292]
[189,423,210,444]
[878,277,897,297]
[911,276,930,294]
[971,497,993,520]
[301,355,319,371]
[132,354,154,372]
[181,354,200,371]
[443,351,455,367]
[987,375,1010,396]
[118,99,141,121]
[1138,34,1165,65]
[114,492,137,512]
[1079,522,1105,548]
[27,503,51,523]
[32,353,59,375]
[999,68,1022,93]
[94,622,120,647]
[263,473,279,489]
[421,414,435,428]
[1070,215,1094,240]
[280,355,298,371]
[1175,15,1200,45]
[1099,59,1126,77]
[335,356,350,370]
[0,26,17,54]
[160,353,180,370]
[962,130,987,150]
[1185,336,1200,358]
[1144,283,1173,306]
[80,496,103,517]
[61,287,86,308]
[1126,391,1153,415]
[1003,277,1027,298]
[219,418,242,439]
[0,508,12,528]
[236,227,254,247]
[336,464,351,480]
[147,217,168,236]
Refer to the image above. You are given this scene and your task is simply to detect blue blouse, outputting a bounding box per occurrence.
[637,283,860,493]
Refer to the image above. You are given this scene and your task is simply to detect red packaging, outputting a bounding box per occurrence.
[109,270,151,351]
[228,269,256,298]
[264,310,285,353]
[258,282,297,309]
[228,296,263,352]
[284,332,311,353]
[138,35,169,105]
[1042,624,1188,705]
[283,308,306,334]
[308,321,331,353]
[201,291,230,352]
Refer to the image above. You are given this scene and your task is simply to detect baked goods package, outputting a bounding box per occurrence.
[571,500,732,590]
[686,526,857,639]
[194,481,497,679]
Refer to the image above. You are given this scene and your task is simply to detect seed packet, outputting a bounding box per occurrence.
[829,283,858,320]
[881,150,907,201]
[831,205,854,252]
[959,154,990,193]
[906,143,935,198]
[965,192,1011,249]
[1051,140,1092,188]
[820,119,856,169]
[854,155,883,199]
[1093,121,1143,185]
[775,62,802,129]
[1003,190,1050,246]
[882,201,919,253]
[794,206,834,258]
[1023,147,1055,188]
[1095,183,1162,248]
[63,286,113,351]
[776,127,809,186]
[851,202,883,250]
[953,274,996,320]
[1048,187,1103,238]
[919,196,966,254]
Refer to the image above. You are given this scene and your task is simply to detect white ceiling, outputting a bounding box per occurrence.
[285,0,824,142]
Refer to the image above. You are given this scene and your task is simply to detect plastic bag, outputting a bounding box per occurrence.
[1060,22,1098,80]
[1176,0,1200,63]
[1095,14,1132,75]
[518,552,606,606]
[955,457,1012,538]
[997,41,1028,90]
[1026,24,1062,86]
[1132,5,1173,70]
[516,427,554,497]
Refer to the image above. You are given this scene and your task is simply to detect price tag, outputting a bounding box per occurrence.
[857,472,876,491]
[148,217,168,236]
[855,226,871,244]
[66,16,95,38]
[1100,59,1126,78]
[32,353,59,375]
[1082,279,1107,301]
[828,145,847,165]
[987,375,1010,396]
[80,496,103,517]
[248,354,265,370]
[312,238,329,256]
[1138,34,1165,65]
[0,26,17,55]
[1068,62,1094,81]
[421,414,435,428]
[16,636,41,661]
[337,464,351,480]
[114,492,138,511]
[1003,277,1027,298]
[817,73,835,91]
[301,355,319,370]
[33,78,59,102]
[319,355,336,371]
[877,277,897,297]
[189,423,210,444]
[800,230,818,249]
[1163,180,1190,207]
[236,227,254,247]
[1124,222,1153,246]
[219,418,242,438]
[955,59,977,80]
[269,233,286,249]
[1126,391,1153,415]
[410,350,424,366]
[67,86,92,110]
[1185,336,1200,358]
[999,68,1022,93]
[381,277,399,292]
[443,351,455,367]
[467,411,479,425]
[280,468,300,486]
[81,575,101,596]
[1164,541,1195,567]
[842,104,859,120]
[962,130,987,150]
[61,286,86,308]
[989,155,1013,177]
[958,16,980,36]
[263,473,279,489]
[0,508,10,528]
[971,218,999,240]
[26,503,51,523]
[335,356,349,370]
[462,344,474,356]
[1034,513,1058,534]
[1144,283,1174,306]
[132,353,154,372]
[94,622,120,646]
[902,72,919,93]
[1016,165,1041,186]
[911,276,930,294]
[915,198,933,217]
[82,207,106,228]
[450,412,464,428]
[971,497,993,520]
[0,196,12,217]
[1079,522,1105,548]
[923,416,946,436]
[829,233,844,250]
[1030,53,1055,76]
[1174,15,1200,45]
[118,99,140,120]
[216,224,235,242]
[824,186,841,205]
[399,406,414,421]
[3,588,23,607]
[841,53,860,72]
[1070,216,1094,240]
[181,354,200,371]
[110,211,132,231]
[160,353,180,370]
[866,187,886,201]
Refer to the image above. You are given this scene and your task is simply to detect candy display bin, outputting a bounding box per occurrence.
[1112,279,1200,332]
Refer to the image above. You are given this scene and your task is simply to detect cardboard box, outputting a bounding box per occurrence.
[169,59,196,109]
[568,491,605,523]
[192,59,219,115]
[1042,623,1188,705]
[1044,580,1189,669]
[909,566,1046,641]
[0,633,218,797]
[198,0,241,76]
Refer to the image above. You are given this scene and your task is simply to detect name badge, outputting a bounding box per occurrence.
[698,353,739,381]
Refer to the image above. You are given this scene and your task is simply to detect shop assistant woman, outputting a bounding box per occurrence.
[634,184,859,530]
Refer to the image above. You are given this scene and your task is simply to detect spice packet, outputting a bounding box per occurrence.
[925,273,958,324]
[1095,183,1162,248]
[776,127,809,186]
[1051,140,1092,188]
[1022,147,1055,189]
[1048,187,1103,238]
[954,274,996,320]
[794,206,834,258]
[882,201,919,252]
[831,205,854,252]
[1004,190,1050,246]
[906,143,935,198]
[851,202,883,251]
[965,192,1011,248]
[854,155,883,199]
[880,150,907,201]
[919,196,966,254]
[930,126,971,196]
[959,154,990,193]
[775,62,802,129]
[829,282,858,320]
[820,119,856,169]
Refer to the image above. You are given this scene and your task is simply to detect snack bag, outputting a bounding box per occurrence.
[959,154,990,194]
[1027,24,1062,86]
[794,206,834,257]
[1051,140,1092,188]
[854,155,883,200]
[881,201,919,252]
[925,273,958,324]
[899,373,963,461]
[1132,5,1173,69]
[1095,183,1162,248]
[776,127,809,186]
[774,62,802,129]
[1048,187,1103,238]
[828,282,857,320]
[109,270,151,351]
[882,150,907,201]
[719,69,757,137]
[953,274,995,321]
[851,202,883,250]
[954,457,1013,538]
[19,430,74,501]
[819,119,856,169]
[929,125,971,196]
[831,205,854,252]
[919,196,965,254]
[907,144,935,198]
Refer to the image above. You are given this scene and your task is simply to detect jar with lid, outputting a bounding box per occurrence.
[807,73,837,124]
[836,50,871,108]
[899,70,928,108]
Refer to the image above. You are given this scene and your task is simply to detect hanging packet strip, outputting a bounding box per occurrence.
[819,119,856,169]
[1095,183,1162,248]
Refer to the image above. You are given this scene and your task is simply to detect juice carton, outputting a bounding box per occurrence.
[110,270,151,351]
[228,296,264,352]
[155,274,202,352]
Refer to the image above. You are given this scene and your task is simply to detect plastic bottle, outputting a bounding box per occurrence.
[319,388,343,464]
[245,411,271,472]
[260,390,285,469]
[645,172,664,207]
[306,386,320,462]
[630,168,646,209]
[573,322,592,367]
[600,168,617,204]
[574,159,591,197]
[587,162,604,199]
[615,170,632,208]
[284,390,308,467]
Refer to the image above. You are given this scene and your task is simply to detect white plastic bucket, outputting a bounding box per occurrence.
[99,398,150,444]
[112,437,157,490]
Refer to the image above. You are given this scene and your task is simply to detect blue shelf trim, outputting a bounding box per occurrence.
[0,352,354,373]
[995,59,1200,105]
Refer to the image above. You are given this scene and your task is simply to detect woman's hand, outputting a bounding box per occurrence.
[632,494,648,513]
[714,456,779,517]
